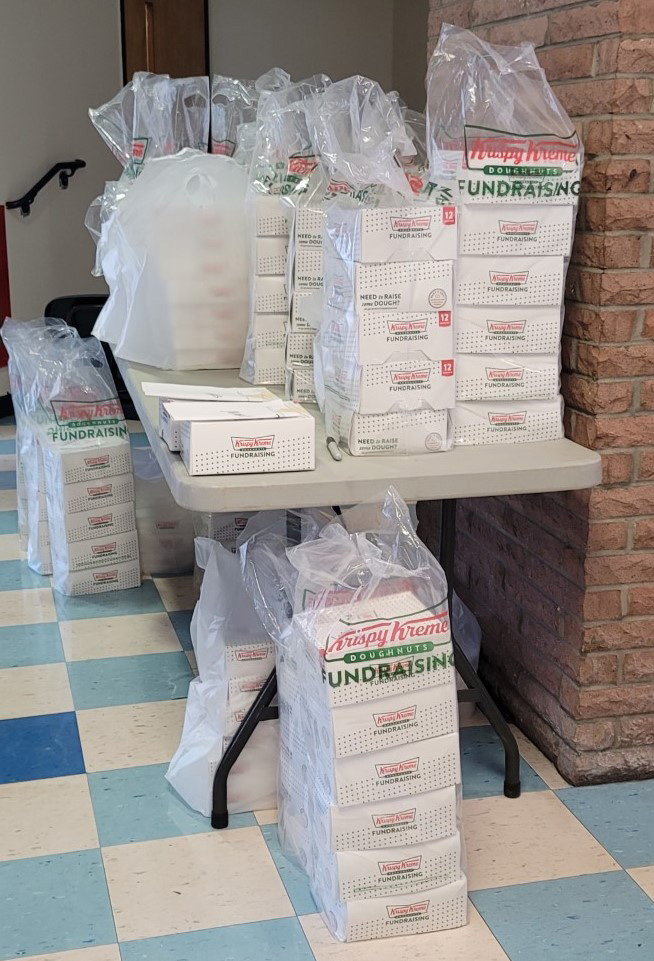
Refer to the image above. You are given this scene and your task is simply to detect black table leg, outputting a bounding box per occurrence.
[418,499,521,799]
[211,670,279,828]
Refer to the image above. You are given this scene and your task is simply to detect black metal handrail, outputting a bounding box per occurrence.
[7,160,86,217]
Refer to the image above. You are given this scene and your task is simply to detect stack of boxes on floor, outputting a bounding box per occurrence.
[321,202,458,455]
[287,199,323,404]
[245,194,291,385]
[278,573,466,940]
[42,428,140,596]
[453,134,580,445]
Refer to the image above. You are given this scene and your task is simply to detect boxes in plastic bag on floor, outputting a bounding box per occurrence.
[133,447,195,575]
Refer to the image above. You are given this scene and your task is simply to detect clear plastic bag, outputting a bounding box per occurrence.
[93,150,249,370]
[166,537,278,816]
[426,25,583,199]
[240,488,466,942]
[210,75,257,157]
[132,447,195,575]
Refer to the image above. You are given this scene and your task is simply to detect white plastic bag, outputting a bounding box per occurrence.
[166,537,278,816]
[93,150,250,370]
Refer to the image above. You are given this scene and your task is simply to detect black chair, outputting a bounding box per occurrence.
[44,295,137,420]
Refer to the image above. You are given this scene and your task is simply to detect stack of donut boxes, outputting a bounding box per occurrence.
[250,193,291,385]
[453,128,581,445]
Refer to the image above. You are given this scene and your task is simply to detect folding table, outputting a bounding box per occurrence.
[119,359,601,827]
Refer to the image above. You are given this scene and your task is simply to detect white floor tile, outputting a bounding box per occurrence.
[153,576,198,612]
[0,587,56,627]
[60,612,182,661]
[0,775,97,860]
[0,663,73,719]
[77,699,187,772]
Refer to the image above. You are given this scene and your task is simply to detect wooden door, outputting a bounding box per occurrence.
[122,0,208,79]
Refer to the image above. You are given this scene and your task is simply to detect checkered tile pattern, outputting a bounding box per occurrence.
[1,416,653,960]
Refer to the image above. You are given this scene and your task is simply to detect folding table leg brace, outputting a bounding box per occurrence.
[211,498,520,828]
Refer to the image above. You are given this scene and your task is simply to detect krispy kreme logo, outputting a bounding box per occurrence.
[83,455,110,468]
[487,320,526,333]
[489,411,527,425]
[387,900,430,919]
[288,154,317,176]
[91,542,116,556]
[325,609,449,659]
[51,398,124,427]
[373,705,417,727]
[391,369,430,384]
[93,570,119,583]
[235,647,270,661]
[212,139,235,156]
[372,809,416,828]
[131,137,148,163]
[466,129,579,166]
[376,757,419,778]
[231,435,274,451]
[238,678,265,693]
[87,484,112,498]
[390,215,432,230]
[387,318,428,334]
[155,521,179,530]
[486,367,524,381]
[88,514,112,528]
[379,856,422,874]
[490,271,529,286]
[499,220,538,235]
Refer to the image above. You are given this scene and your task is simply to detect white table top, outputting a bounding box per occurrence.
[119,360,602,513]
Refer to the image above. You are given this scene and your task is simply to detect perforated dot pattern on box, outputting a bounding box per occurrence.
[459,204,574,257]
[254,276,289,313]
[62,474,135,515]
[454,398,564,445]
[254,194,291,237]
[456,305,562,354]
[457,256,565,306]
[456,355,560,401]
[255,237,289,275]
[59,559,141,596]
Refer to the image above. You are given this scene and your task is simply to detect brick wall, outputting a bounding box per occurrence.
[428,0,654,783]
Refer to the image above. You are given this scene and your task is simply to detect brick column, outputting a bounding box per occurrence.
[429,0,654,783]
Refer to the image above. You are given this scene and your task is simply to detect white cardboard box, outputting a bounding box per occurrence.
[342,358,456,415]
[295,204,324,248]
[325,307,454,366]
[252,347,286,385]
[254,275,288,313]
[51,529,140,572]
[456,354,560,401]
[56,502,136,543]
[58,474,135,515]
[55,559,141,596]
[457,255,565,306]
[294,247,323,292]
[225,641,276,680]
[456,305,563,354]
[459,203,574,256]
[42,441,133,487]
[179,401,315,475]
[250,313,287,349]
[286,367,317,404]
[290,291,321,331]
[454,396,564,445]
[255,237,289,275]
[254,193,291,237]
[160,390,276,451]
[325,398,451,456]
[286,331,315,367]
[326,203,457,263]
[327,257,454,314]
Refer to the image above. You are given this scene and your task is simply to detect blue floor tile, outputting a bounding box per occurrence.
[168,609,194,650]
[120,918,314,961]
[0,622,64,668]
[0,471,16,490]
[129,432,151,448]
[0,711,84,783]
[88,763,254,845]
[0,439,15,455]
[460,725,546,798]
[0,849,116,960]
[68,651,192,709]
[261,823,317,916]
[0,510,17,534]
[557,780,654,868]
[0,559,50,591]
[54,578,165,620]
[472,871,654,961]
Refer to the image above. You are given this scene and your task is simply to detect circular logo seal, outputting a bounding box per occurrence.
[425,432,443,452]
[428,288,447,309]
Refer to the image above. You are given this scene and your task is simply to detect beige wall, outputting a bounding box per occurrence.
[393,0,429,110]
[0,0,123,320]
[209,0,395,88]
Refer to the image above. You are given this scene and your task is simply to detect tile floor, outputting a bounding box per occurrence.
[1,418,653,960]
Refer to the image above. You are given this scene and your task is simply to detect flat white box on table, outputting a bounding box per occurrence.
[316,830,462,902]
[51,529,140,572]
[327,258,454,314]
[254,193,291,237]
[146,382,276,446]
[312,782,459,852]
[57,473,135,515]
[456,305,562,354]
[457,256,565,306]
[179,401,315,476]
[253,275,288,313]
[456,354,559,401]
[255,236,289,275]
[43,441,132,487]
[326,204,457,263]
[325,399,450,456]
[322,874,467,942]
[160,391,276,451]
[459,203,574,256]
[454,397,564,446]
